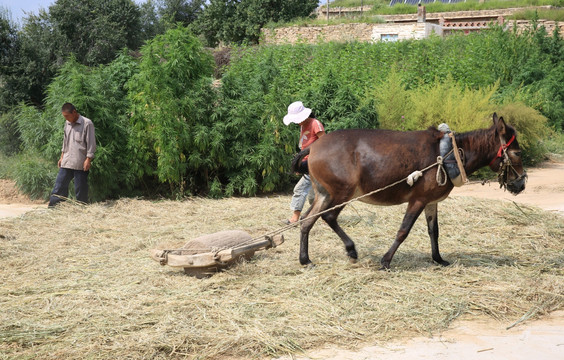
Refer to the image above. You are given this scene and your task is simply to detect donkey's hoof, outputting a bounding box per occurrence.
[303,262,316,270]
[434,258,450,267]
[349,257,358,264]
[380,260,391,271]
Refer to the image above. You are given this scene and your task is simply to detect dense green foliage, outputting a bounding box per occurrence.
[157,0,206,26]
[0,0,144,109]
[212,46,379,195]
[2,20,563,201]
[374,70,498,131]
[0,0,316,113]
[0,11,58,108]
[13,155,58,200]
[0,109,21,156]
[49,0,143,66]
[0,11,18,111]
[127,26,216,195]
[195,0,319,46]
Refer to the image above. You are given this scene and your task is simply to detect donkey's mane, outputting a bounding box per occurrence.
[455,127,494,144]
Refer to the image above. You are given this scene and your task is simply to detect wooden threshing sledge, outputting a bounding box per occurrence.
[150,230,284,278]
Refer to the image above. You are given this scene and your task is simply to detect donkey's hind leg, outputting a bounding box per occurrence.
[321,207,358,263]
[381,200,426,270]
[424,203,450,266]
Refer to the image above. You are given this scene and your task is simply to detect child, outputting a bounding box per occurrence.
[282,101,325,224]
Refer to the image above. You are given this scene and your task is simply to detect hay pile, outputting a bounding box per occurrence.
[1,195,563,359]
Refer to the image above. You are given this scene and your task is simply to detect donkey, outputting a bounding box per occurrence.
[292,113,527,269]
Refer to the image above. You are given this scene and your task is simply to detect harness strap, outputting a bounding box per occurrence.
[448,133,468,184]
[489,134,515,167]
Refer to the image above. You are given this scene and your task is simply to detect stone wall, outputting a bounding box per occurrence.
[261,23,374,44]
[261,17,563,45]
[261,22,443,44]
[511,20,564,37]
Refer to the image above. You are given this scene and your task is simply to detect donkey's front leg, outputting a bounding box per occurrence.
[424,203,450,266]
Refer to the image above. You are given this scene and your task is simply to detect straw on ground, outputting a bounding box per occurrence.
[0,195,563,359]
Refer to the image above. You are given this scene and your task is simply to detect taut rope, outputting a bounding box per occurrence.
[251,153,450,242]
[160,153,452,255]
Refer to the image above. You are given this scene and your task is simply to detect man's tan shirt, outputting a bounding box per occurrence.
[61,115,96,170]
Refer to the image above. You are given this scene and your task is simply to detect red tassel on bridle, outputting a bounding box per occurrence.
[489,134,515,167]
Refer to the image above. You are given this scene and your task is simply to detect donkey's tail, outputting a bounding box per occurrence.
[291,148,310,174]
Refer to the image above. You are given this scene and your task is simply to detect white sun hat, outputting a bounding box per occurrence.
[283,101,312,126]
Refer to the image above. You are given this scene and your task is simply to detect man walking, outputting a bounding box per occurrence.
[48,103,96,207]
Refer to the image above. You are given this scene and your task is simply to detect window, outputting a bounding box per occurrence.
[381,34,399,42]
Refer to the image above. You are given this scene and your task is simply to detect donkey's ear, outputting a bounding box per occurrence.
[492,112,498,123]
[495,114,507,136]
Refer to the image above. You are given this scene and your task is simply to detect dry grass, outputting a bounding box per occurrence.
[0,195,563,359]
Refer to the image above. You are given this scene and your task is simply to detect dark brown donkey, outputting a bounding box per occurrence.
[292,113,527,269]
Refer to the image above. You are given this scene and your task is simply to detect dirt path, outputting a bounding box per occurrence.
[450,160,564,216]
[275,311,564,360]
[0,179,45,219]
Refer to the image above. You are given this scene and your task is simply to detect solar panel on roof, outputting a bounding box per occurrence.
[389,0,466,6]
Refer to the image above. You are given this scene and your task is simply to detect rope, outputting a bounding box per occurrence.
[436,156,447,186]
[159,155,450,257]
[249,155,448,242]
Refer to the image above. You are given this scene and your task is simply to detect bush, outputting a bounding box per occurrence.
[13,155,57,200]
[15,105,59,157]
[37,54,138,201]
[0,153,17,179]
[215,46,379,196]
[215,51,294,196]
[543,131,564,160]
[375,71,497,132]
[374,67,414,130]
[12,52,139,201]
[410,76,497,132]
[0,110,21,156]
[127,26,216,196]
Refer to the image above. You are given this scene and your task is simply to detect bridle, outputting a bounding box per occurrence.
[490,134,527,192]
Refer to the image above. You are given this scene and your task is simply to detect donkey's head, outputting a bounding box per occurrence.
[488,113,527,195]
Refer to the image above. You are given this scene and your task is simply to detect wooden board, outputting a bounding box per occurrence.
[150,231,284,277]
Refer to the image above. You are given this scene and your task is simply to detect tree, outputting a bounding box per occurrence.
[157,0,205,27]
[196,0,318,46]
[138,0,165,42]
[1,0,145,111]
[196,0,239,46]
[0,10,63,108]
[0,8,20,111]
[0,8,17,73]
[49,0,142,65]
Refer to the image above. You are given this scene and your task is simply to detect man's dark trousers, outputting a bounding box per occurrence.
[48,168,89,207]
